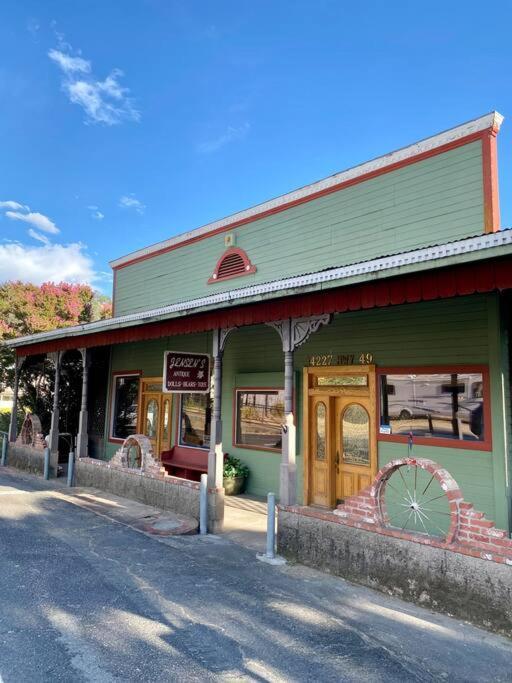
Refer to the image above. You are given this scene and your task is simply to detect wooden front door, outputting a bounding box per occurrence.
[334,395,375,502]
[304,365,377,507]
[138,378,172,458]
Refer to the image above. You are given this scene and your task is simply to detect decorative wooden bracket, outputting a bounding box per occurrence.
[267,314,331,352]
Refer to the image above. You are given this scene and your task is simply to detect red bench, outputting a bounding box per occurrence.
[161,446,208,482]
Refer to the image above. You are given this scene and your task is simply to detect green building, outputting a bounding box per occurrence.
[7,111,512,533]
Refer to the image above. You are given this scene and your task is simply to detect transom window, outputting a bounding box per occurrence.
[111,374,140,440]
[235,389,284,451]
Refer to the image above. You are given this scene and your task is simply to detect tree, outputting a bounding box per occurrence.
[0,281,112,434]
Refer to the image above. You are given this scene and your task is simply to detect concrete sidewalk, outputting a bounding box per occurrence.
[0,466,198,537]
[2,466,270,550]
[1,465,512,682]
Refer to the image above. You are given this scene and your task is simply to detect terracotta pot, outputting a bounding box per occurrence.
[223,475,246,496]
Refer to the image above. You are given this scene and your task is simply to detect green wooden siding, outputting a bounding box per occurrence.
[114,142,484,316]
[104,294,510,530]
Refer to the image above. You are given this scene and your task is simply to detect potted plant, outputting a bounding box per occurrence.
[223,455,249,496]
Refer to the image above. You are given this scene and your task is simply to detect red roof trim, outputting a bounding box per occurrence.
[113,128,491,272]
[16,256,512,358]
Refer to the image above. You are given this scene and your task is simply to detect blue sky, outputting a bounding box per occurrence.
[1,1,511,295]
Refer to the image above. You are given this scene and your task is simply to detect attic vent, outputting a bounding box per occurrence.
[208,247,256,284]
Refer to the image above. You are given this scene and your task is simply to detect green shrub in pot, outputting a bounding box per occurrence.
[223,455,249,495]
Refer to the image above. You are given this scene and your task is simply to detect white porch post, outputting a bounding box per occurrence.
[76,348,89,459]
[268,315,331,506]
[47,351,62,475]
[8,356,23,443]
[208,328,234,489]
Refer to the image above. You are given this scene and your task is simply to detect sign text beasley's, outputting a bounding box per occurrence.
[163,351,211,393]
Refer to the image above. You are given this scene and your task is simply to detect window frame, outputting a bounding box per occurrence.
[376,365,492,452]
[178,392,212,450]
[108,370,142,444]
[233,386,285,453]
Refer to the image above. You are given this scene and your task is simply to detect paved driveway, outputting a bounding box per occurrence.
[0,468,511,682]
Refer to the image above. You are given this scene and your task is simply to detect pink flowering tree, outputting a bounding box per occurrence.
[0,281,112,434]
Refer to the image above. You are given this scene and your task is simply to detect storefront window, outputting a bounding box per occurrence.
[380,371,485,443]
[235,389,284,451]
[180,393,212,448]
[111,375,139,439]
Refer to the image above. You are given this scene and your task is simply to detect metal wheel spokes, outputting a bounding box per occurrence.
[383,465,450,538]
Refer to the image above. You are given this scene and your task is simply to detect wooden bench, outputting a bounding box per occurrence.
[161,446,208,482]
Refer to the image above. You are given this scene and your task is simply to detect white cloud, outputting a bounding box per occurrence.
[119,195,145,214]
[28,228,50,245]
[87,205,104,220]
[5,210,60,234]
[0,200,30,211]
[0,242,97,285]
[48,43,139,126]
[48,49,91,74]
[198,122,250,153]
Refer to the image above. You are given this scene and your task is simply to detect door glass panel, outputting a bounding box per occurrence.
[145,399,159,439]
[316,402,326,460]
[342,403,370,465]
[162,400,170,442]
[317,375,367,387]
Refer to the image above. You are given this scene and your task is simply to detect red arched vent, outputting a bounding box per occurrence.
[208,247,256,284]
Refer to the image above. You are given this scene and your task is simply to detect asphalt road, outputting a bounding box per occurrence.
[1,469,511,683]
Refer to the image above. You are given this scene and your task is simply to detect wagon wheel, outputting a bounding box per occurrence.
[378,462,452,540]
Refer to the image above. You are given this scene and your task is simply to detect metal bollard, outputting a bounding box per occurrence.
[266,492,276,559]
[1,434,7,466]
[199,473,208,535]
[43,447,50,480]
[67,450,75,487]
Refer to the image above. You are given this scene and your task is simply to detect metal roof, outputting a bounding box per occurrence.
[6,229,512,349]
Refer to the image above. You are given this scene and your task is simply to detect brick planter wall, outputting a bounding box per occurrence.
[278,507,512,638]
[278,458,512,637]
[75,458,224,532]
[5,444,45,475]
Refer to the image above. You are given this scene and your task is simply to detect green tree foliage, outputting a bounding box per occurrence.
[0,281,112,434]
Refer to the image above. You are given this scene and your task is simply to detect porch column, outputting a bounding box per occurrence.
[76,348,89,459]
[47,351,62,475]
[8,356,23,442]
[208,328,235,489]
[267,315,331,506]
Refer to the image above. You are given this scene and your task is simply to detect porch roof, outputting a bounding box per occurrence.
[7,229,512,356]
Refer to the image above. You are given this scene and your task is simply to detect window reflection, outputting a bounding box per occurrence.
[380,372,485,442]
[162,400,170,442]
[316,402,326,461]
[236,390,284,450]
[112,375,139,439]
[180,393,212,448]
[145,399,159,439]
[342,404,370,465]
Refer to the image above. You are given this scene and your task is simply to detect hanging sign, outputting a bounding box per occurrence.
[162,351,211,393]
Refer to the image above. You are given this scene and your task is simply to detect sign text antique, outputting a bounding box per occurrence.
[163,351,211,393]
